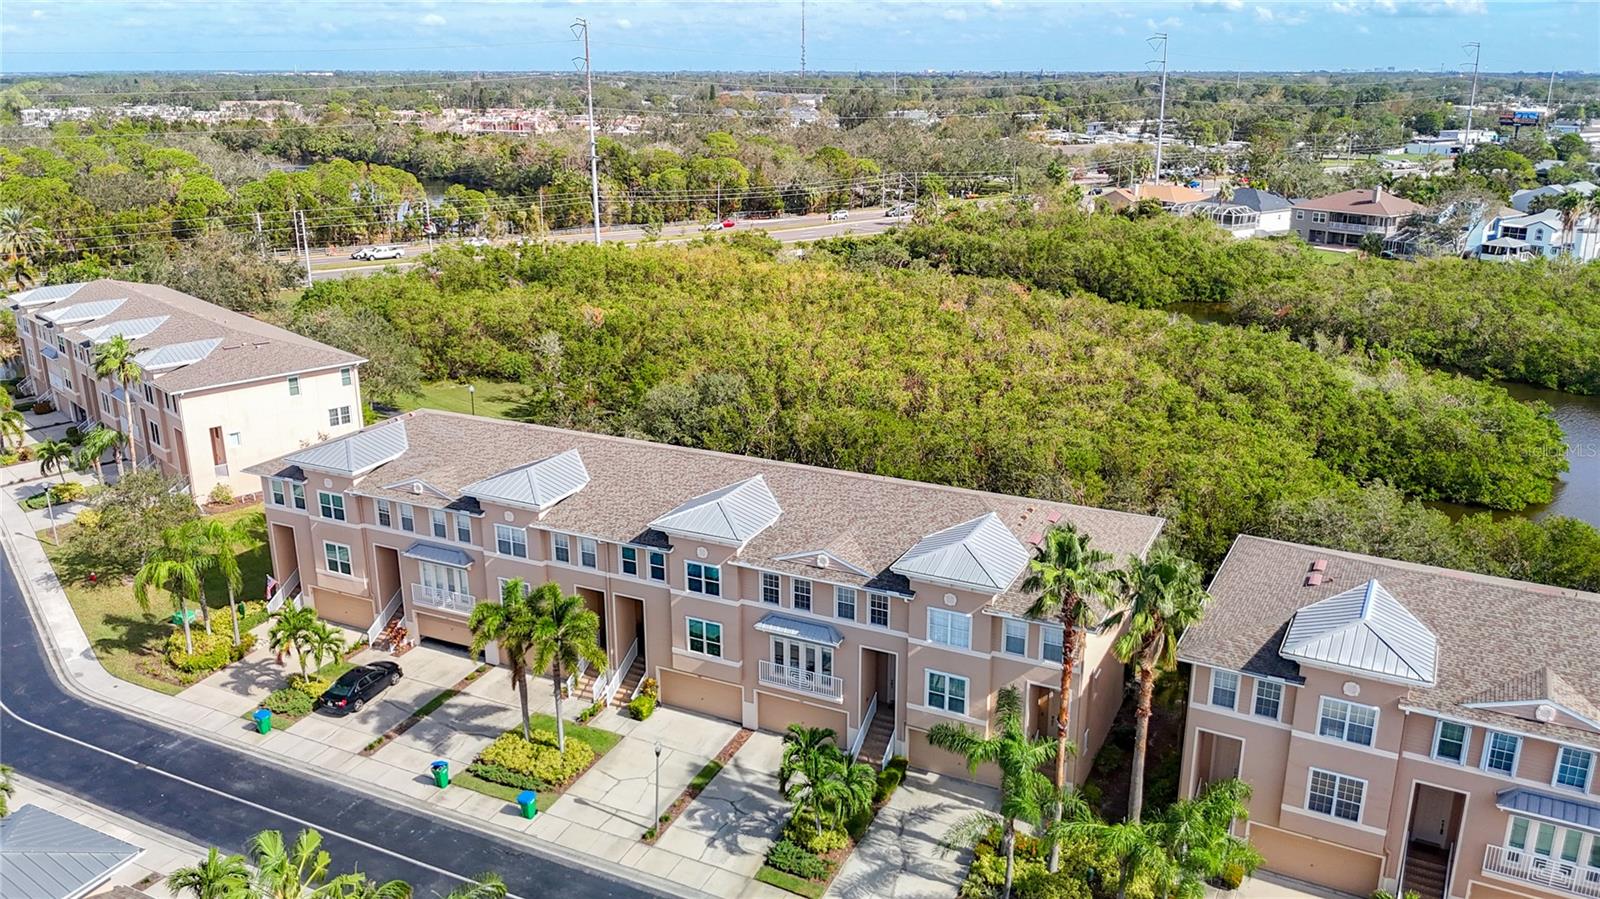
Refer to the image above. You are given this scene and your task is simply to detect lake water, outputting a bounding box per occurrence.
[1167,303,1600,528]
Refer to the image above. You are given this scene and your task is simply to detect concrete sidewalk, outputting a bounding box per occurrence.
[827,770,998,899]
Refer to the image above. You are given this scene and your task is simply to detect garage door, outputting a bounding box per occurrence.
[1249,824,1381,897]
[659,669,743,722]
[415,612,473,648]
[757,691,847,737]
[908,727,1000,785]
[312,589,375,629]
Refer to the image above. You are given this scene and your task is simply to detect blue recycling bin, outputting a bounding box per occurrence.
[430,760,450,789]
[517,789,538,819]
[252,709,272,734]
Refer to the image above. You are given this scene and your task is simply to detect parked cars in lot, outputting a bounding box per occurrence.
[351,245,406,260]
[316,661,402,715]
[828,209,849,221]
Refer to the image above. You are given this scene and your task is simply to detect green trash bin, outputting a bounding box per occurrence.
[430,760,450,789]
[252,709,272,734]
[517,789,538,819]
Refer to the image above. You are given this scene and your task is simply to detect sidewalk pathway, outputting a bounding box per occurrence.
[826,770,998,899]
[656,730,789,889]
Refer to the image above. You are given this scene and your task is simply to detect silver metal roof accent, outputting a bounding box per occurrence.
[133,337,223,371]
[285,419,409,476]
[754,612,844,647]
[1496,787,1600,831]
[1280,578,1438,686]
[8,283,89,307]
[890,511,1030,594]
[79,315,170,343]
[39,298,126,324]
[460,448,589,511]
[0,805,142,899]
[650,474,782,545]
[402,541,473,568]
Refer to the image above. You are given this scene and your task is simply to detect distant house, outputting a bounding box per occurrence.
[1291,187,1428,249]
[1175,188,1295,238]
[1510,180,1598,213]
[1477,207,1600,262]
[1132,182,1208,206]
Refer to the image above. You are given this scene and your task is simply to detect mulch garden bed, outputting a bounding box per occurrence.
[642,727,753,842]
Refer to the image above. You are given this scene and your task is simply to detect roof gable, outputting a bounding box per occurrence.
[1462,667,1600,734]
[0,805,142,899]
[40,298,125,324]
[650,474,782,544]
[79,315,170,343]
[460,448,589,511]
[8,283,89,308]
[1280,578,1438,686]
[891,511,1030,593]
[773,547,873,578]
[134,337,223,371]
[285,419,408,476]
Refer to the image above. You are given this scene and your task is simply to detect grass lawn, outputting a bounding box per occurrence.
[42,505,272,695]
[399,380,527,421]
[524,712,622,755]
[756,867,826,899]
[453,771,559,813]
[457,712,622,809]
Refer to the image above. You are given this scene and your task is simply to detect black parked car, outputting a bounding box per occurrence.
[316,661,402,715]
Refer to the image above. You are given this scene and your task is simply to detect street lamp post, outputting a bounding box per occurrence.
[653,740,663,829]
[44,487,58,545]
[467,384,476,416]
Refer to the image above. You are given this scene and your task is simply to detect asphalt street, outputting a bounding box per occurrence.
[0,549,668,899]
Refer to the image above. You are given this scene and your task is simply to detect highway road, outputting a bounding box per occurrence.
[0,549,668,899]
[290,208,903,281]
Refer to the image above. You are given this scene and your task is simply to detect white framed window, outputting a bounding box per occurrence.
[1253,680,1283,720]
[1311,211,1329,223]
[226,431,242,448]
[1318,697,1378,747]
[430,509,448,539]
[621,546,639,577]
[792,578,812,611]
[648,550,667,582]
[147,420,161,446]
[1432,720,1470,765]
[143,384,154,404]
[835,586,856,621]
[1295,210,1305,220]
[322,541,352,576]
[269,478,286,506]
[1003,618,1028,656]
[1041,625,1064,663]
[328,405,352,426]
[376,499,391,527]
[926,670,969,716]
[495,524,528,559]
[317,491,345,521]
[290,483,306,511]
[927,608,972,649]
[398,503,414,532]
[340,367,352,386]
[869,593,890,627]
[579,537,598,569]
[553,533,571,563]
[686,562,721,597]
[1481,731,1520,776]
[771,636,833,680]
[1306,768,1364,823]
[454,512,471,543]
[1555,746,1594,792]
[1210,670,1240,710]
[288,376,300,396]
[761,572,780,604]
[687,617,723,658]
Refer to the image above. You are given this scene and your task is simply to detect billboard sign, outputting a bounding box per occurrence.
[1499,110,1542,126]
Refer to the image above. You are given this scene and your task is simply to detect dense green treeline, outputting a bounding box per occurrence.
[297,241,1570,572]
[819,203,1600,394]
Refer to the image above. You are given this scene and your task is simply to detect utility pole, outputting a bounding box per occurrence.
[800,0,807,76]
[573,18,602,246]
[252,211,265,258]
[1148,33,1169,190]
[424,203,434,250]
[1462,41,1481,145]
[294,209,312,288]
[1545,69,1557,117]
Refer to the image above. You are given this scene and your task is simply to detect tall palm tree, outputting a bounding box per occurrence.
[93,335,141,475]
[268,604,319,679]
[468,578,544,742]
[444,873,508,899]
[1102,548,1210,822]
[930,686,1057,899]
[531,584,606,753]
[197,516,248,646]
[1159,779,1259,887]
[1554,191,1585,257]
[778,729,846,833]
[74,426,126,483]
[166,847,251,899]
[0,408,23,452]
[134,525,208,654]
[0,207,46,274]
[35,438,74,483]
[1023,522,1114,871]
[304,621,346,674]
[249,829,333,899]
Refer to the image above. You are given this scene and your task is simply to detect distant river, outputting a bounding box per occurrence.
[1167,303,1600,529]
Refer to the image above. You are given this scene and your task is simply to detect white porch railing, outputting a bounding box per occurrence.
[266,571,301,613]
[366,589,403,643]
[596,638,639,704]
[880,732,897,768]
[849,693,878,759]
[759,660,844,700]
[412,583,475,615]
[1484,844,1600,898]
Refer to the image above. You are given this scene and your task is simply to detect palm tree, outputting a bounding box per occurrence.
[268,604,319,679]
[778,731,845,833]
[197,516,247,646]
[166,847,251,899]
[304,621,346,674]
[35,438,74,482]
[92,335,142,475]
[249,829,333,899]
[1159,779,1259,887]
[134,525,208,654]
[1022,522,1114,871]
[444,873,508,899]
[315,875,413,899]
[0,207,46,276]
[1102,548,1210,822]
[929,685,1057,899]
[1096,820,1182,899]
[468,578,544,742]
[1553,191,1585,258]
[0,408,23,452]
[530,584,605,753]
[74,426,126,483]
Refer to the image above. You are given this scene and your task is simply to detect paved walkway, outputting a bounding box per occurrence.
[657,731,789,887]
[827,770,998,899]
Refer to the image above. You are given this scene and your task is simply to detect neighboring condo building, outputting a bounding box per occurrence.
[8,280,364,499]
[247,410,1165,777]
[1178,535,1600,899]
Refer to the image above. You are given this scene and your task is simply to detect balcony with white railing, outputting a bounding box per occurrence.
[412,583,475,615]
[759,659,844,700]
[1484,844,1600,899]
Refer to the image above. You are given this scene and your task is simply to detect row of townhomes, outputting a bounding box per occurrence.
[245,409,1166,778]
[1179,536,1600,899]
[8,280,365,499]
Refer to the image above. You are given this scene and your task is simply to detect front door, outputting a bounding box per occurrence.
[1412,786,1455,848]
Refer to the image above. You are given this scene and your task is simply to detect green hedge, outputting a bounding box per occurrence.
[476,729,595,787]
[873,756,909,804]
[627,694,656,720]
[165,629,255,673]
[262,686,314,716]
[466,762,546,792]
[766,840,831,880]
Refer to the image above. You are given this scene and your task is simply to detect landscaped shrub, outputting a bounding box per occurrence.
[31,399,53,414]
[766,840,830,880]
[873,756,909,804]
[576,700,605,723]
[213,600,268,635]
[639,676,659,699]
[466,762,546,792]
[806,829,848,854]
[64,426,83,445]
[208,483,234,505]
[262,686,314,716]
[290,676,331,700]
[627,693,656,720]
[0,453,18,467]
[165,629,254,673]
[72,507,101,530]
[49,481,85,503]
[476,729,595,786]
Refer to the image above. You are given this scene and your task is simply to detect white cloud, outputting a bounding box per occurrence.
[30,8,44,18]
[419,12,446,27]
[1253,5,1275,21]
[942,7,969,21]
[615,17,631,29]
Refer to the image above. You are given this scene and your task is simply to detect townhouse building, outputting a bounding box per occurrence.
[1178,535,1600,899]
[9,280,364,499]
[1292,187,1428,249]
[246,410,1165,776]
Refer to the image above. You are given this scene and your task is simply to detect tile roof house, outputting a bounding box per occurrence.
[1177,535,1600,899]
[1291,187,1428,249]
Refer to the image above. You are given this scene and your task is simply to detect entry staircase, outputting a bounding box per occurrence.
[1400,841,1448,899]
[856,711,896,767]
[611,655,646,706]
[370,604,412,655]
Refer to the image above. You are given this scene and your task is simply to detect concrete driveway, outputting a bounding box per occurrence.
[287,643,479,753]
[657,730,788,878]
[827,770,998,899]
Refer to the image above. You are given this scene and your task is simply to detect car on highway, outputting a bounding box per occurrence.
[463,236,492,247]
[316,661,402,715]
[828,209,849,221]
[351,245,406,261]
[701,219,737,232]
[886,204,916,218]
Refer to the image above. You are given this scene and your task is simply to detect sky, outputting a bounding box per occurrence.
[2,0,1596,75]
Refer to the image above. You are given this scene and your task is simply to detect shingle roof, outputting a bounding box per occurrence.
[1279,579,1437,686]
[461,449,590,511]
[891,512,1031,593]
[1462,667,1600,731]
[1219,188,1293,212]
[284,419,409,476]
[1180,535,1600,749]
[1294,188,1427,217]
[0,805,142,899]
[248,411,1165,614]
[650,475,783,545]
[7,280,361,393]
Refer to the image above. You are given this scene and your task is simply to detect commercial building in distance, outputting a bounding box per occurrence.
[9,280,364,499]
[247,410,1165,776]
[1179,535,1600,899]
